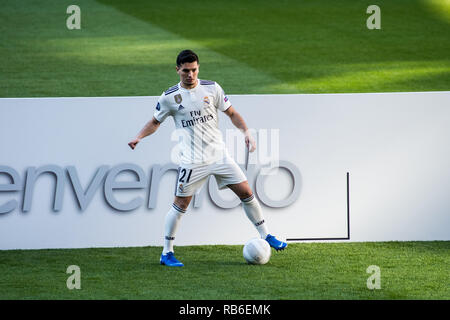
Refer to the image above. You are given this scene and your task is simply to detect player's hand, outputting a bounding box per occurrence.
[245,131,256,153]
[128,138,140,150]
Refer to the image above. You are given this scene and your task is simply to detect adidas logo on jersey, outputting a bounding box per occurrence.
[178,105,185,111]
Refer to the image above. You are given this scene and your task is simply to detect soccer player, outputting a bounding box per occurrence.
[128,50,287,267]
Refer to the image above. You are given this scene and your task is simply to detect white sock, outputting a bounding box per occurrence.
[241,194,269,239]
[162,204,186,255]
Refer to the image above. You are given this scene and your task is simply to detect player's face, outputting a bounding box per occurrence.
[176,61,199,89]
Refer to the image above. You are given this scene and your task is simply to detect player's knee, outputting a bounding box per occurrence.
[174,196,192,210]
[174,202,189,211]
[239,190,254,201]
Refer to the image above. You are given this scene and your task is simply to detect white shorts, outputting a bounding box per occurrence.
[175,156,247,197]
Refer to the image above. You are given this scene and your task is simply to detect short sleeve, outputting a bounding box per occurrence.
[153,93,171,123]
[215,83,232,112]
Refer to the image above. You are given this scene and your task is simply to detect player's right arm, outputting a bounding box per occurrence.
[128,95,171,150]
[128,117,161,150]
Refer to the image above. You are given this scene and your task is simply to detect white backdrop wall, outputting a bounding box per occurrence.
[0,92,449,249]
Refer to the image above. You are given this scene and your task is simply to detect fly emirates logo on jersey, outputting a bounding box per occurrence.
[181,110,214,128]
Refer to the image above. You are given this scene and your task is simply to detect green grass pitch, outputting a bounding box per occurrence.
[0,0,449,300]
[0,0,449,97]
[0,242,449,299]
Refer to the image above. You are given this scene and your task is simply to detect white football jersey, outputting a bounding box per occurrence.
[153,79,232,166]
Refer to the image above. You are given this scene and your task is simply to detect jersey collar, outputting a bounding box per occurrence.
[179,79,200,92]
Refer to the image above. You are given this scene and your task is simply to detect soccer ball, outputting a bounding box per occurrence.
[243,238,271,265]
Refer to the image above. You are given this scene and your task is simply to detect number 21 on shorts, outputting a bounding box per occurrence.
[178,168,192,183]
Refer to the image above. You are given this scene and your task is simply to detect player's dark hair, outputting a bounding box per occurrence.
[176,50,199,66]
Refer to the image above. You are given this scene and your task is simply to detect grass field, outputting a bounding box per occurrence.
[0,0,449,97]
[0,242,448,300]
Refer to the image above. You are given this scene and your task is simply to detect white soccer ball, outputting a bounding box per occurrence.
[243,238,271,265]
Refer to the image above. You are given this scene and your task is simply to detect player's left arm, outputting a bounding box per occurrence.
[224,106,256,152]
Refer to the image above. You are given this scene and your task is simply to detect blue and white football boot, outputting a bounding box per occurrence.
[160,252,184,267]
[265,234,288,251]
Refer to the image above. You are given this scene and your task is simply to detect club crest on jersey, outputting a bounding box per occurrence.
[174,94,182,104]
[203,96,210,105]
[178,183,184,193]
